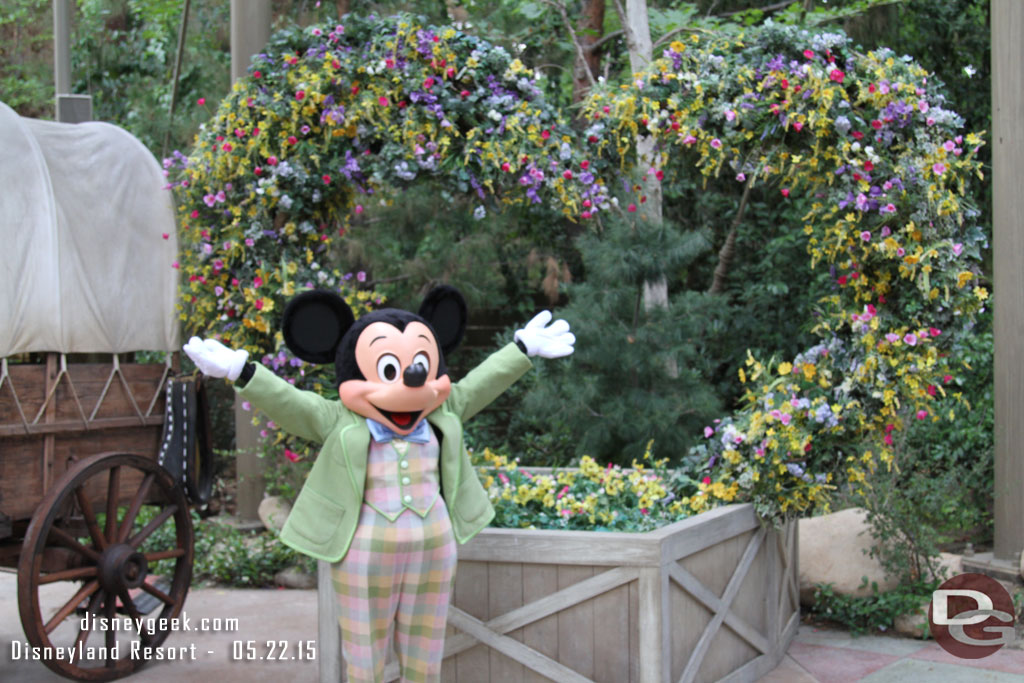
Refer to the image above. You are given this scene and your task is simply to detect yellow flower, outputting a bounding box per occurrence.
[777,362,793,376]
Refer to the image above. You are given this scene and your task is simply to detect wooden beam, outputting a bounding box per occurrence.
[230,0,272,82]
[993,0,1024,562]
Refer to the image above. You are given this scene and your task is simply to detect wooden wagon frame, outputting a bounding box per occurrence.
[0,104,207,682]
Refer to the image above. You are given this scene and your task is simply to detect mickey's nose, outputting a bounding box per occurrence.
[403,363,427,387]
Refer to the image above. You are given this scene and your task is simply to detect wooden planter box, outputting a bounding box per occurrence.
[317,503,798,683]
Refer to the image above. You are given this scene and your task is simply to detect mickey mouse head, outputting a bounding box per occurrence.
[281,286,467,435]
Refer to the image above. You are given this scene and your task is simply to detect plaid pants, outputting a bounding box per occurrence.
[331,495,457,682]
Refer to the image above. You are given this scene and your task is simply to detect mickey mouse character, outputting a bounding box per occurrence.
[183,286,573,683]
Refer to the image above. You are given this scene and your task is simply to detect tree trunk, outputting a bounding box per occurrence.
[572,0,606,105]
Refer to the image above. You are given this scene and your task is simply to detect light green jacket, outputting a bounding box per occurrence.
[235,342,532,562]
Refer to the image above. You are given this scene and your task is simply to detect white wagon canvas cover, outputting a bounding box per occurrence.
[0,101,179,356]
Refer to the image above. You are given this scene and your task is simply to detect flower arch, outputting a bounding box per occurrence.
[583,22,986,520]
[167,14,610,356]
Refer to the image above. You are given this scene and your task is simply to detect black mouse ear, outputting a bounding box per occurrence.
[281,290,355,364]
[418,285,467,357]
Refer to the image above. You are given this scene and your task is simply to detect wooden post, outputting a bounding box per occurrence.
[230,0,272,523]
[992,0,1024,564]
[52,0,71,95]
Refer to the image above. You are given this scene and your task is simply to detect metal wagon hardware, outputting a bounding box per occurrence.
[0,101,208,681]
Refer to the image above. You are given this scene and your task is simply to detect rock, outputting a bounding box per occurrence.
[894,599,931,639]
[274,565,316,590]
[258,495,292,532]
[798,507,898,605]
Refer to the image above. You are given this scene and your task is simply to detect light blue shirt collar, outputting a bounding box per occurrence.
[366,417,431,444]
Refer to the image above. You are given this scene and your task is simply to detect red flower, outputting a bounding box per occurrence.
[460,89,470,97]
[501,162,510,172]
[541,129,550,140]
[322,174,331,184]
[295,90,305,100]
[853,173,861,181]
[588,135,598,143]
[222,143,232,152]
[447,67,455,78]
[582,199,592,208]
[581,160,590,170]
[197,97,206,106]
[781,188,790,197]
[287,135,298,145]
[267,156,278,165]
[829,69,844,83]
[162,233,169,240]
[254,166,262,176]
[803,49,815,59]
[190,210,199,219]
[868,83,876,93]
[851,131,864,140]
[838,275,847,285]
[255,299,264,311]
[864,160,874,172]
[701,476,711,486]
[871,120,883,130]
[285,449,300,463]
[378,96,389,107]
[655,170,664,181]
[563,170,573,180]
[781,79,789,90]
[351,85,359,95]
[253,70,262,79]
[424,77,435,89]
[627,203,637,213]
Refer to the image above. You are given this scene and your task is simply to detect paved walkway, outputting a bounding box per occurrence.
[5,568,1024,682]
[760,624,1024,682]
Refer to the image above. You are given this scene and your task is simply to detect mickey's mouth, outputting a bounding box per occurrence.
[376,408,423,430]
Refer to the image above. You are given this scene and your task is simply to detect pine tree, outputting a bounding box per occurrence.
[514,215,724,465]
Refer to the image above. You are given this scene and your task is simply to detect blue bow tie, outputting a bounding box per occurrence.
[366,417,431,444]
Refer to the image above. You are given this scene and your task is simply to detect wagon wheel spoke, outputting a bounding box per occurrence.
[117,472,155,544]
[105,465,121,542]
[47,525,101,564]
[128,505,177,549]
[145,548,186,562]
[44,579,99,635]
[116,587,153,645]
[74,484,107,551]
[140,580,175,606]
[104,591,117,667]
[39,565,98,585]
[74,589,105,651]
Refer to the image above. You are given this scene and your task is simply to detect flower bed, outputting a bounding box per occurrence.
[317,503,797,682]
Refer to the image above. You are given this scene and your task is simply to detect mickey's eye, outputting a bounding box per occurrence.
[412,352,430,375]
[376,354,401,383]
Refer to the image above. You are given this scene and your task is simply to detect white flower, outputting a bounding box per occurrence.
[473,206,486,220]
[963,64,977,78]
[487,109,502,122]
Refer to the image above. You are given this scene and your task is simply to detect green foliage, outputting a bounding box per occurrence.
[136,505,313,586]
[509,214,724,466]
[810,578,936,636]
[1,0,54,117]
[70,0,231,154]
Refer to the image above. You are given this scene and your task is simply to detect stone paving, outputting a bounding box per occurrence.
[760,624,1024,682]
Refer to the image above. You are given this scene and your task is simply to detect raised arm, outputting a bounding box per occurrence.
[184,337,338,443]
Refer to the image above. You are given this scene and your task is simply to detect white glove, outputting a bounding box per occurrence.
[183,336,249,381]
[514,311,575,358]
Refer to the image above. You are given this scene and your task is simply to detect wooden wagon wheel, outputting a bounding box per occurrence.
[17,452,194,681]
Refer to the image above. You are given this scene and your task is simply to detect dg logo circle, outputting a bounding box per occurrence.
[928,572,1017,659]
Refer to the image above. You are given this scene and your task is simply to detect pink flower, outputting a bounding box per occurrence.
[885,333,900,343]
[710,138,722,149]
[285,449,301,463]
[704,426,714,438]
[295,90,305,100]
[725,110,736,122]
[701,476,711,486]
[378,96,389,107]
[682,134,697,145]
[357,271,366,282]
[792,121,804,131]
[162,232,169,240]
[563,170,573,180]
[498,473,509,485]
[736,173,746,182]
[926,117,936,126]
[929,327,942,337]
[916,409,928,420]
[903,333,918,346]
[196,97,206,106]
[245,238,254,247]
[781,188,790,198]
[355,205,364,214]
[860,231,871,242]
[267,156,278,165]
[780,413,792,426]
[918,100,929,113]
[943,140,956,152]
[581,211,592,219]
[829,69,844,83]
[627,203,637,213]
[943,374,953,383]
[803,49,815,59]
[932,162,946,175]
[423,76,435,89]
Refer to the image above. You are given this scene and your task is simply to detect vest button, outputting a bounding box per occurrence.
[403,494,412,503]
[400,460,409,469]
[402,477,411,485]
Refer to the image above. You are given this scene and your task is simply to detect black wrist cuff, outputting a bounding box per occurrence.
[236,362,256,387]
